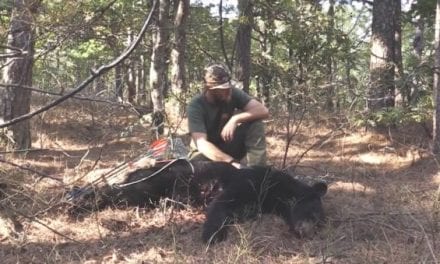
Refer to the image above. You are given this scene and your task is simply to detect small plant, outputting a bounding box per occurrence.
[352,106,432,128]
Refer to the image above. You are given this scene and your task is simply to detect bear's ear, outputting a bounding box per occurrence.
[312,182,327,197]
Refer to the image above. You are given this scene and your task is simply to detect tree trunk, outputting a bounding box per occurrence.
[234,0,253,93]
[394,0,404,106]
[125,60,136,103]
[1,0,39,150]
[324,0,335,112]
[170,0,188,95]
[256,6,273,106]
[115,64,123,101]
[137,53,147,105]
[367,0,396,111]
[410,15,424,105]
[149,0,170,135]
[125,30,136,103]
[432,0,440,153]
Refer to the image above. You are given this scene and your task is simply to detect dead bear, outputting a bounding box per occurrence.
[67,160,327,244]
[200,165,327,244]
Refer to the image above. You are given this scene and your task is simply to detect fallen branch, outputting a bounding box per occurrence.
[288,124,344,171]
[5,205,79,243]
[0,158,62,183]
[409,213,439,264]
[0,83,121,104]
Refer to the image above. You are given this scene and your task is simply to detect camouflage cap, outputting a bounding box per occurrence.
[203,64,232,89]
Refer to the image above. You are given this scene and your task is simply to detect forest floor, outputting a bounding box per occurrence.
[1,97,440,264]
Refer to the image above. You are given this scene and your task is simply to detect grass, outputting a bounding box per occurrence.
[0,98,439,263]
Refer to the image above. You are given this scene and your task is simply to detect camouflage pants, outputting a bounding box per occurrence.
[189,120,267,166]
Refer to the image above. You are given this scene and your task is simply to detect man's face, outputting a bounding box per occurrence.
[208,88,232,105]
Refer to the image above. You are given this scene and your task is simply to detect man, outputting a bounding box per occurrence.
[187,63,269,169]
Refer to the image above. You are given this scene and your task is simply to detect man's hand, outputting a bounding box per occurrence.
[230,161,243,169]
[221,117,238,142]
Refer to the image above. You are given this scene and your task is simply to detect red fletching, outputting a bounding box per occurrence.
[147,138,169,159]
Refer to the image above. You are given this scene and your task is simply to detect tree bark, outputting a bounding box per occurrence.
[115,64,123,100]
[410,15,424,105]
[234,0,253,93]
[1,0,39,150]
[170,0,188,96]
[394,0,404,106]
[325,0,335,112]
[367,0,396,111]
[149,0,170,135]
[432,0,440,153]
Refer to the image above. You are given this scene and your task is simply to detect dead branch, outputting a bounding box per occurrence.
[0,51,26,59]
[0,0,158,129]
[409,213,439,264]
[0,158,62,183]
[0,83,122,104]
[0,148,49,154]
[5,205,79,243]
[282,107,306,169]
[289,124,343,171]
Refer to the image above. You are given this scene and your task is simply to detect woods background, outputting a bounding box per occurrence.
[1,0,440,263]
[1,0,439,149]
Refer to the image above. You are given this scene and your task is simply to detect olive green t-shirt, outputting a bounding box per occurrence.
[187,88,252,145]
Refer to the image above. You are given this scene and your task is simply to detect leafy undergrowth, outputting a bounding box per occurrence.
[1,99,439,263]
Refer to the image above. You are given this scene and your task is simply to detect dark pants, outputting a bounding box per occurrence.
[189,120,267,166]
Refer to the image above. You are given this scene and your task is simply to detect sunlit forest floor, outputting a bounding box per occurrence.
[1,98,439,263]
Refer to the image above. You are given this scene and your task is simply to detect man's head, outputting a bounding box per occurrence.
[203,64,232,105]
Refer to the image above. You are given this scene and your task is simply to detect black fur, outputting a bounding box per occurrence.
[201,166,327,244]
[67,160,327,244]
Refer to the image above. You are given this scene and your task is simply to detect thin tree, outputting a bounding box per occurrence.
[170,0,189,96]
[1,0,40,150]
[149,0,170,135]
[432,0,440,154]
[324,0,335,112]
[234,0,253,93]
[367,0,396,111]
[394,0,404,106]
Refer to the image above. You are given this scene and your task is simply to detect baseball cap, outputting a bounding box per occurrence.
[203,64,232,89]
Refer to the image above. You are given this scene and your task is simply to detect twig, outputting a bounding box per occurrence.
[0,83,123,104]
[0,148,49,154]
[0,44,23,52]
[409,213,439,264]
[75,148,91,170]
[6,205,79,243]
[290,124,343,170]
[282,108,306,169]
[0,158,62,183]
[0,0,158,129]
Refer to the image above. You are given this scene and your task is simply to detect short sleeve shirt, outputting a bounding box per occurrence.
[187,87,252,144]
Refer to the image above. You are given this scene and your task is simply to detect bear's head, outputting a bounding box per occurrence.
[289,181,327,238]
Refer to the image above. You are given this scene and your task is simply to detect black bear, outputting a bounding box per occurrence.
[67,160,327,244]
[200,165,327,244]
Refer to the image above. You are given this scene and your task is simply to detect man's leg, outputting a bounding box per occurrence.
[221,120,267,166]
[188,121,267,166]
[243,120,267,166]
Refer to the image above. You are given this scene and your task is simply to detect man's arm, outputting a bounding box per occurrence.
[191,132,234,162]
[191,132,242,168]
[221,99,269,142]
[234,98,269,123]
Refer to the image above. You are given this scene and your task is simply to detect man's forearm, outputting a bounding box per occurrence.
[231,111,263,124]
[196,140,234,163]
[233,99,269,124]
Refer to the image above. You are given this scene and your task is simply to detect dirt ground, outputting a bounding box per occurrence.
[0,98,439,264]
